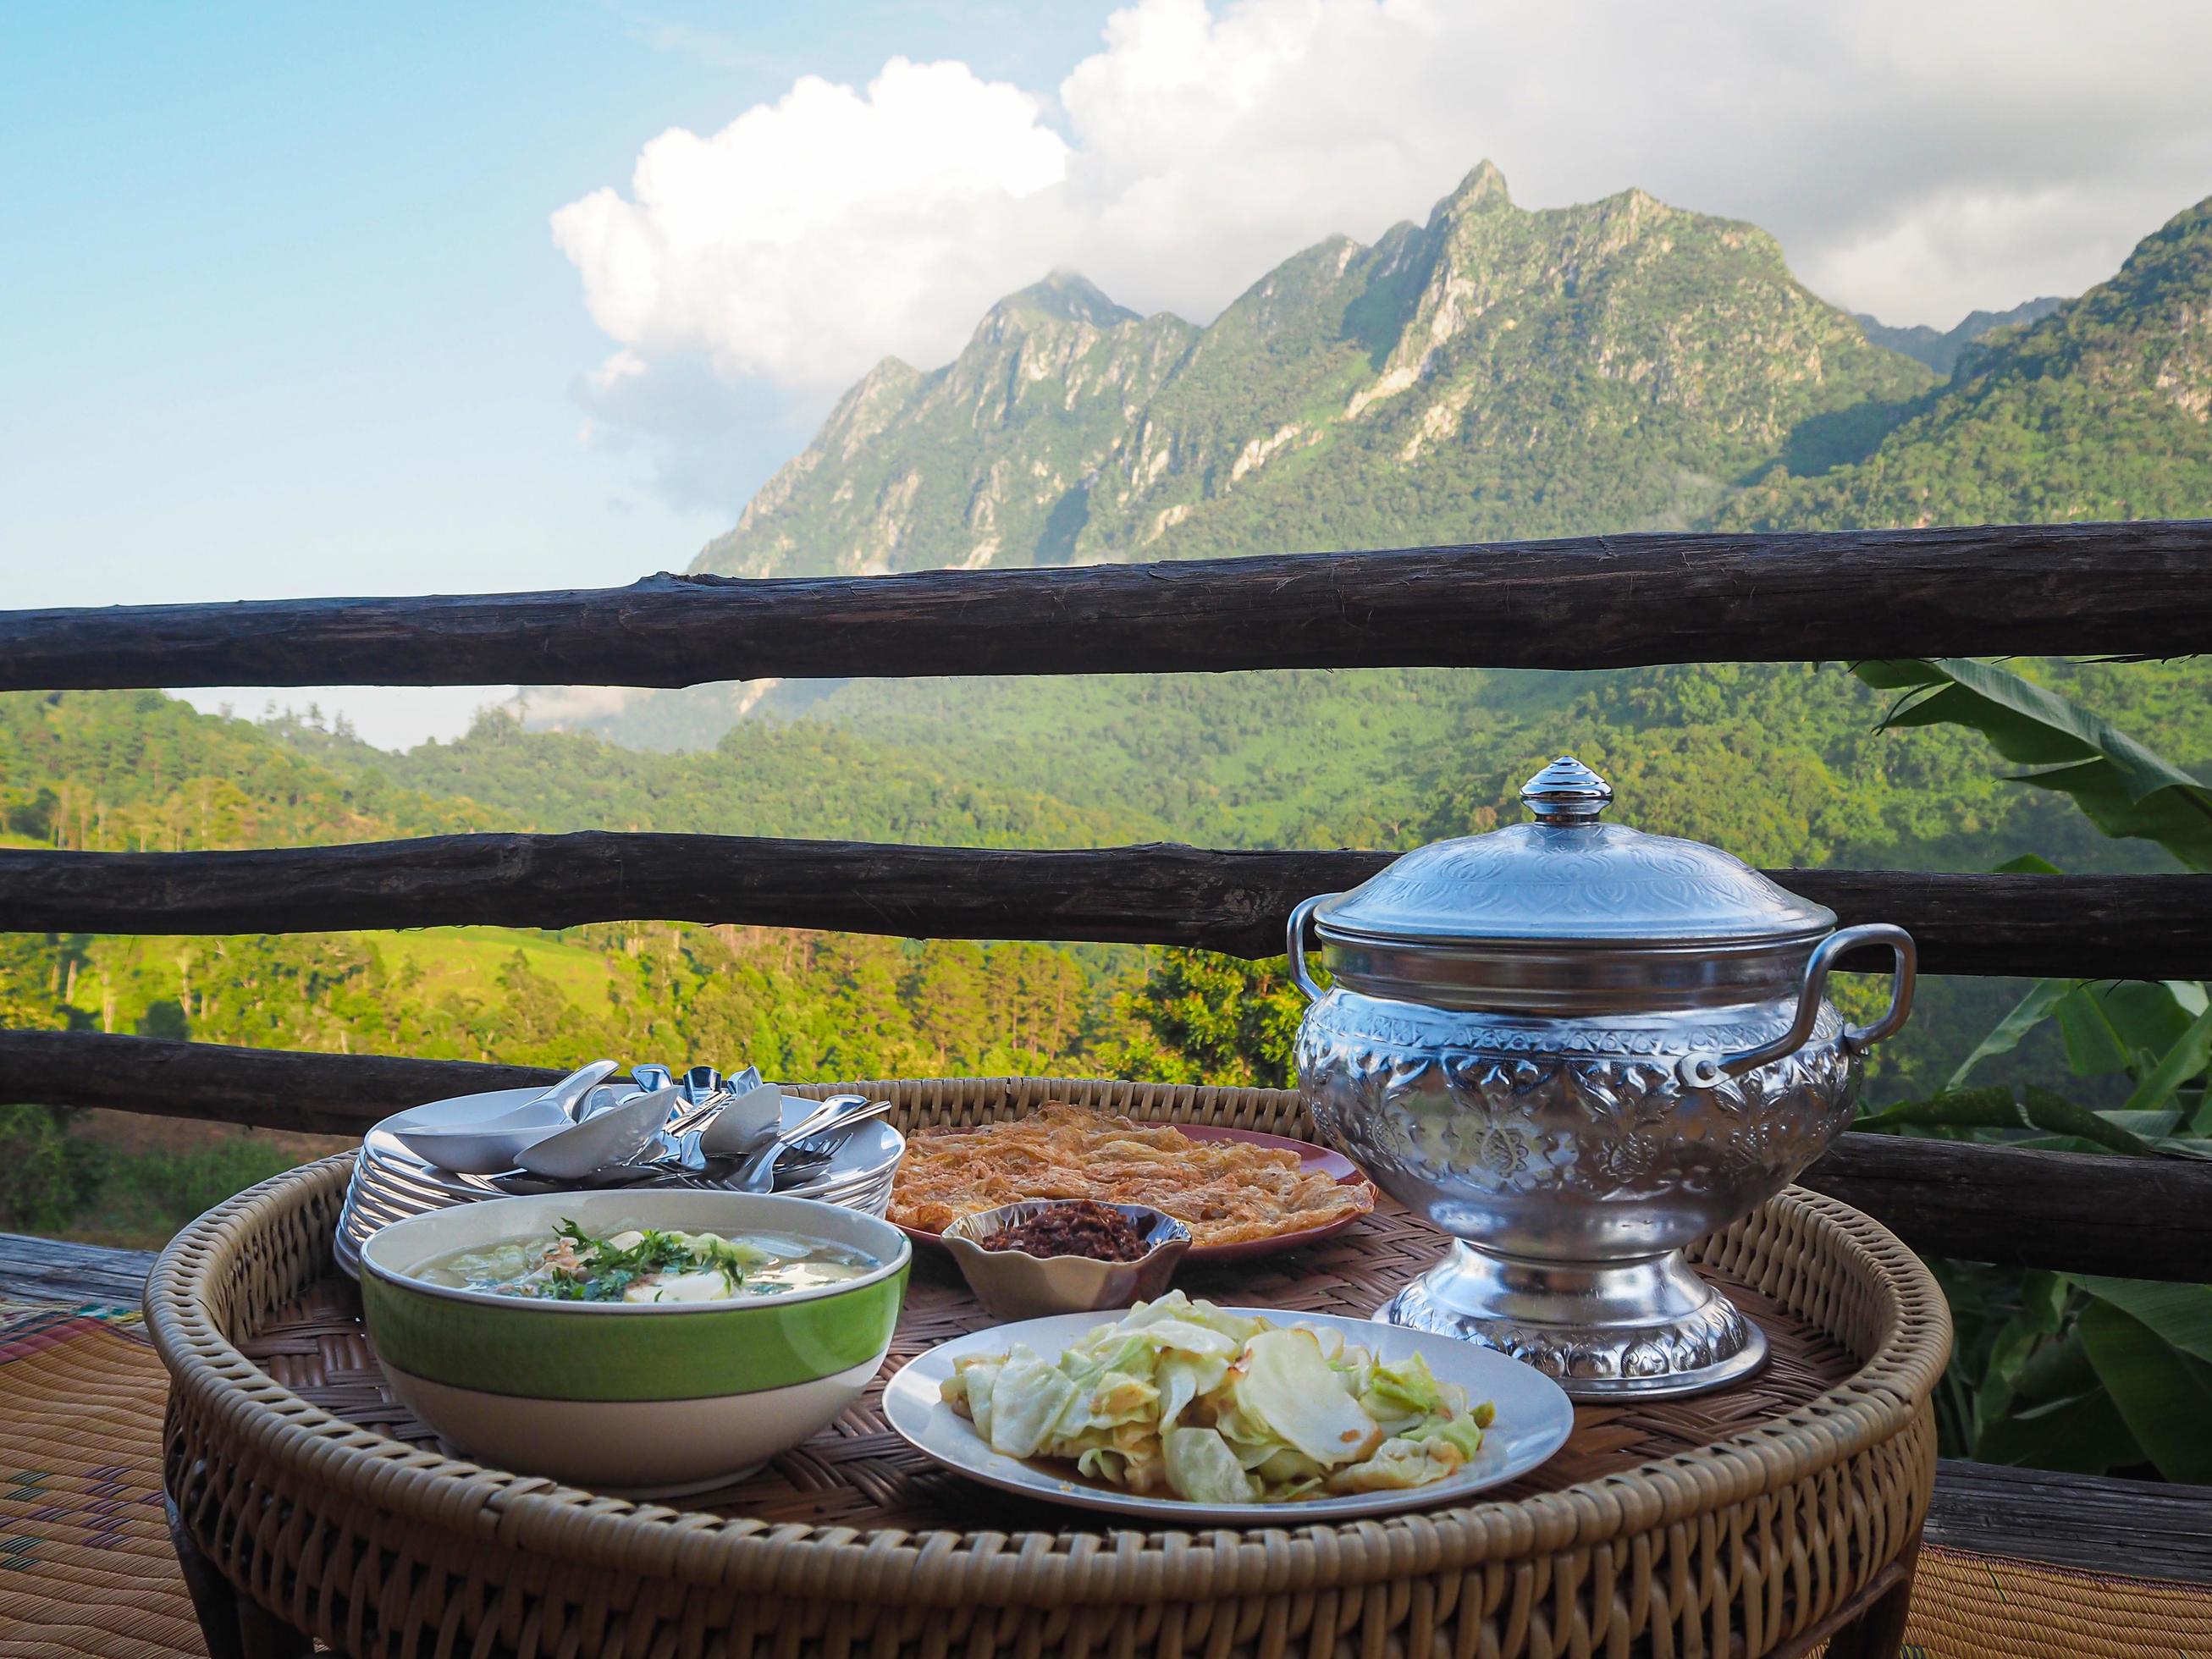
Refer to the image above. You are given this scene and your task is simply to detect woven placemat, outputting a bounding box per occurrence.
[1889,1546,2212,1659]
[0,1301,202,1659]
[247,1199,1862,1529]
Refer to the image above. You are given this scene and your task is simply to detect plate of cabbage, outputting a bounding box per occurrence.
[882,1292,1574,1521]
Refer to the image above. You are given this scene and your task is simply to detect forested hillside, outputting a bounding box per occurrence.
[0,691,1172,1243]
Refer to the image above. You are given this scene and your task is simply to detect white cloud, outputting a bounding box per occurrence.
[553,57,1070,393]
[558,0,2212,423]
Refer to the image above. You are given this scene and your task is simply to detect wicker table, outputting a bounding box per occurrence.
[149,1078,1949,1659]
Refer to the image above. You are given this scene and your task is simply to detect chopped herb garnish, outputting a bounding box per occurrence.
[537,1221,744,1302]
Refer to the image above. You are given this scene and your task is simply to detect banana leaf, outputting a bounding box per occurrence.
[1853,659,2212,870]
[1973,1357,2144,1473]
[1968,1270,2071,1443]
[2117,1003,2212,1118]
[2073,1279,2212,1364]
[1946,978,2070,1089]
[2076,1301,2212,1483]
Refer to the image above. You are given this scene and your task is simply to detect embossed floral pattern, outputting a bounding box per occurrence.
[1295,991,1860,1250]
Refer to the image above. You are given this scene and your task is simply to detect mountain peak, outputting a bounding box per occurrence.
[696,160,1981,581]
[994,270,1139,328]
[1437,160,1512,216]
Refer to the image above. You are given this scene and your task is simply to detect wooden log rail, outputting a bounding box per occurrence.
[4,521,2212,689]
[5,1030,2208,1281]
[4,836,2209,978]
[3,521,2209,1302]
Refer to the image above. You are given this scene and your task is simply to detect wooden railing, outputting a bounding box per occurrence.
[4,838,2208,975]
[5,521,2209,687]
[4,521,2212,1281]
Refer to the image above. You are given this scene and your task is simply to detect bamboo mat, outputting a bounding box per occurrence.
[7,1281,2212,1658]
[1894,1548,2212,1658]
[0,1300,201,1659]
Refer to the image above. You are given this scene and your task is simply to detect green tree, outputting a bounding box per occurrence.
[1099,951,1305,1088]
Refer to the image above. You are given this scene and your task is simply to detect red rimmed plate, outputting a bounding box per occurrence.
[894,1123,1377,1264]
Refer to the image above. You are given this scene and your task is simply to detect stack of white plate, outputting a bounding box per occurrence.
[333,1090,905,1279]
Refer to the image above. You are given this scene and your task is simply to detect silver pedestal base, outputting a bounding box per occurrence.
[1377,1242,1768,1398]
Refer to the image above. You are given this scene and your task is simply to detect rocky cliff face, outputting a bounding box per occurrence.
[692,163,1933,578]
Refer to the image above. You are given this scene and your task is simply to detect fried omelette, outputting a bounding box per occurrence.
[890,1101,1373,1248]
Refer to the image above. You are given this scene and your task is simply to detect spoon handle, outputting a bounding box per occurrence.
[772,1093,864,1146]
[793,1098,893,1146]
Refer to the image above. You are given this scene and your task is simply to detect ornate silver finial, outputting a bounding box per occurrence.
[1520,755,1613,824]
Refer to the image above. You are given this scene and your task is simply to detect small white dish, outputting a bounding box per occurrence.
[514,1084,679,1181]
[942,1201,1189,1320]
[882,1307,1575,1524]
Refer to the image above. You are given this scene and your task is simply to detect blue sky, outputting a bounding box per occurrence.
[5,1,2205,747]
[0,3,1108,741]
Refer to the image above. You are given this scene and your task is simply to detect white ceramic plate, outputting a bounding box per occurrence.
[882,1307,1575,1524]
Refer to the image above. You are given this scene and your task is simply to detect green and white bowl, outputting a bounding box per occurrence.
[360,1191,910,1496]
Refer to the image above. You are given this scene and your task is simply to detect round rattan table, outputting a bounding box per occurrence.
[148,1078,1949,1659]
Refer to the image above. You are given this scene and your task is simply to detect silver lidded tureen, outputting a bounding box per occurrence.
[1289,757,1915,1397]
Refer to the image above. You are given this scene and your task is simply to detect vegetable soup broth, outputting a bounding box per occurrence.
[415,1223,876,1304]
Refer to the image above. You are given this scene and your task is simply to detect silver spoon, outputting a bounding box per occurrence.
[516,1083,682,1182]
[542,1059,621,1122]
[731,1096,889,1193]
[698,1081,788,1160]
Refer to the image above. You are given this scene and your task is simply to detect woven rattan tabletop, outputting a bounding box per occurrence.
[245,1197,1857,1532]
[152,1078,1949,1658]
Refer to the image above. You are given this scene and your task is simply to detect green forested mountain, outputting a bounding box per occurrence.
[688,174,2209,581]
[696,163,1932,578]
[0,689,1170,1241]
[1851,297,2064,377]
[0,691,496,852]
[285,708,1153,847]
[562,180,2212,776]
[1729,200,2212,529]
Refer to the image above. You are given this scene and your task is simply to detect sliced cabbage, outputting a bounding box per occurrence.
[1107,1292,1262,1348]
[941,1299,1494,1505]
[1156,1350,1229,1430]
[1249,1447,1327,1487]
[1359,1350,1454,1433]
[1324,1436,1466,1494]
[1405,1412,1487,1461]
[1223,1327,1382,1468]
[984,1348,1077,1458]
[1162,1427,1259,1504]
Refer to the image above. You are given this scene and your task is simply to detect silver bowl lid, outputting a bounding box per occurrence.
[1314,756,1835,951]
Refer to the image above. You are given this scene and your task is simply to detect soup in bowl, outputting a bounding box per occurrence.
[361,1191,910,1495]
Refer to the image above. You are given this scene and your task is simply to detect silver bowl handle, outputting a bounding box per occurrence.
[1286,894,1339,1001]
[1678,923,1917,1088]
